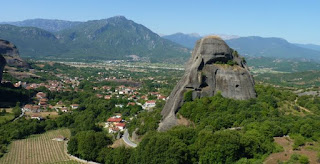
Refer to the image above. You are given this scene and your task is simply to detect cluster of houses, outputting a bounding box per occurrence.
[94,85,167,110]
[14,76,81,92]
[55,101,79,113]
[105,114,126,133]
[22,92,48,113]
[22,91,79,117]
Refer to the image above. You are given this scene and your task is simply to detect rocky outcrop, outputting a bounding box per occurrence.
[0,39,29,68]
[0,54,5,82]
[158,36,256,131]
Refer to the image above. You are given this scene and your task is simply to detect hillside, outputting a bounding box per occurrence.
[0,24,67,58]
[0,19,82,32]
[162,33,239,49]
[164,34,320,62]
[162,33,201,49]
[0,16,190,63]
[56,16,189,62]
[226,37,320,61]
[295,43,320,51]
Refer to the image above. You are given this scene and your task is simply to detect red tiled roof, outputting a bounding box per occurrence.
[146,100,156,104]
[107,118,122,122]
[127,102,135,106]
[24,104,33,109]
[115,123,126,127]
[112,127,120,131]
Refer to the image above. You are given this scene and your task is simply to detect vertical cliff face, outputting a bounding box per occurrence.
[0,54,5,82]
[0,39,29,68]
[158,36,256,131]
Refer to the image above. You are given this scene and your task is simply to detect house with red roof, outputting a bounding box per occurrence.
[143,100,156,110]
[107,117,122,122]
[105,115,126,133]
[23,104,33,112]
[104,95,112,100]
[127,102,136,106]
[115,123,126,131]
[157,95,167,101]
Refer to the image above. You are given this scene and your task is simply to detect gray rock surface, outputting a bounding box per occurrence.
[0,54,5,82]
[0,39,29,68]
[158,36,256,131]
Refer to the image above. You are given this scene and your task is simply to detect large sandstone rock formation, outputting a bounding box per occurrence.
[158,36,256,131]
[0,54,5,82]
[0,39,29,68]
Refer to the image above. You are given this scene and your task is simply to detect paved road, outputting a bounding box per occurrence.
[13,108,24,121]
[122,129,137,148]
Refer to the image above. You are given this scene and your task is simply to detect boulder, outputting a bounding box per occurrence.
[158,36,256,131]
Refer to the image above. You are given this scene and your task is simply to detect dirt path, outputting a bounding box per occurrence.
[294,98,312,113]
[264,136,319,164]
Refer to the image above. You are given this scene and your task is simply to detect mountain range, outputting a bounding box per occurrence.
[0,16,189,63]
[0,19,82,32]
[163,33,320,62]
[1,17,320,63]
[294,43,320,52]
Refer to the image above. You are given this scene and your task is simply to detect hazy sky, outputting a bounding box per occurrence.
[1,0,320,44]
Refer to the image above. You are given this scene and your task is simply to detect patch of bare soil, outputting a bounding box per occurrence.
[110,139,130,148]
[36,64,45,68]
[177,114,195,127]
[264,136,319,164]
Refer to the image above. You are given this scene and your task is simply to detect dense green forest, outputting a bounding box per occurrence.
[2,61,320,163]
[2,84,320,163]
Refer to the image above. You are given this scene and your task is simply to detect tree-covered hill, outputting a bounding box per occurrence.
[0,19,82,32]
[162,33,201,49]
[0,24,67,58]
[226,36,320,62]
[164,33,320,62]
[0,16,190,63]
[56,16,190,62]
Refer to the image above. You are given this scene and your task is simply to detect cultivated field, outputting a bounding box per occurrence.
[0,108,14,124]
[0,129,82,164]
[25,111,59,119]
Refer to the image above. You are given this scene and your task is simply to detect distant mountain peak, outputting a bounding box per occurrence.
[0,16,189,63]
[111,15,127,19]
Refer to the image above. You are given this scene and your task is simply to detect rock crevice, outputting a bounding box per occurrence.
[158,36,256,131]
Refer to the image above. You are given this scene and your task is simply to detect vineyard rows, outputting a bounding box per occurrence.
[0,129,82,164]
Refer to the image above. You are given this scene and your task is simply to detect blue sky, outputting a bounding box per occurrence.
[1,0,320,44]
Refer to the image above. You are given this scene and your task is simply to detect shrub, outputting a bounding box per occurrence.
[292,134,305,150]
[299,155,309,164]
[184,90,193,102]
[227,60,237,66]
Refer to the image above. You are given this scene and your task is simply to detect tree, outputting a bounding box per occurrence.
[133,132,188,164]
[300,124,313,138]
[71,131,112,161]
[197,130,242,163]
[12,102,21,117]
[184,90,193,102]
[299,155,309,164]
[0,109,6,116]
